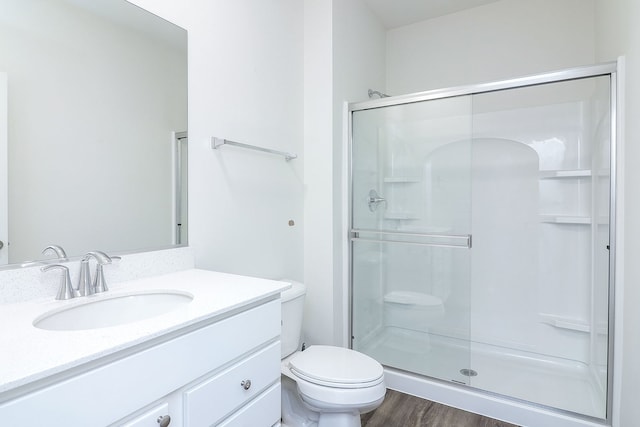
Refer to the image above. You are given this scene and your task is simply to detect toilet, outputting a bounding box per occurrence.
[280,280,386,427]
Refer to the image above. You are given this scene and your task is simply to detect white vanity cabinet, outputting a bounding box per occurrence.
[0,298,282,427]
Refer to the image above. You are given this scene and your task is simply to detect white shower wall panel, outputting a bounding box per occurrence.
[380,98,600,362]
[472,102,592,171]
[466,99,600,363]
[467,138,541,352]
[538,225,591,318]
[539,179,593,217]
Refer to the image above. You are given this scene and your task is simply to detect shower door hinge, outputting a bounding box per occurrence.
[350,231,360,239]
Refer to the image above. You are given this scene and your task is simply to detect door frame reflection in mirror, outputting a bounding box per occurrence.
[0,72,8,265]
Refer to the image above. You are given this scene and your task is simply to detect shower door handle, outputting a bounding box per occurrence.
[367,189,386,212]
[350,229,472,249]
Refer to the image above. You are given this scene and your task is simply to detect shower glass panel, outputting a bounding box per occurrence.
[351,96,474,384]
[350,67,613,421]
[468,75,611,418]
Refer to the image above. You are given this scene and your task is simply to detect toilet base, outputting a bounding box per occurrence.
[282,375,319,427]
[317,411,361,427]
[281,375,370,427]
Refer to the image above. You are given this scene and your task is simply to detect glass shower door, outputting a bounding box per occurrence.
[350,65,614,421]
[467,75,612,419]
[350,96,474,384]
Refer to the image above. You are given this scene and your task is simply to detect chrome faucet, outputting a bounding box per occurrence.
[367,189,387,212]
[41,264,78,300]
[41,251,120,300]
[42,245,68,261]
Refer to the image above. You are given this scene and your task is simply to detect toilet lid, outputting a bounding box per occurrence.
[289,345,384,388]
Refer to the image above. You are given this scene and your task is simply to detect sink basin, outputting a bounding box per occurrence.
[33,291,194,331]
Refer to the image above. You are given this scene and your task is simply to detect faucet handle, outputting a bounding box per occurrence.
[42,245,67,260]
[88,251,120,294]
[41,264,78,300]
[86,250,115,264]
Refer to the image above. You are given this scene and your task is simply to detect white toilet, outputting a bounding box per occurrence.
[280,280,386,427]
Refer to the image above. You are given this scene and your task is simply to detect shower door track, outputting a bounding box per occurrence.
[349,62,617,111]
[347,61,619,426]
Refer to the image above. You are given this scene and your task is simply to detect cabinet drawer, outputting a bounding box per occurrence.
[184,342,280,427]
[121,402,169,427]
[217,383,281,427]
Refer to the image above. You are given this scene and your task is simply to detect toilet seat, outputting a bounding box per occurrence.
[288,345,384,389]
[285,346,386,411]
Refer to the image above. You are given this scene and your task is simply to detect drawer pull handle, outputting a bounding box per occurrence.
[241,379,252,390]
[157,415,171,427]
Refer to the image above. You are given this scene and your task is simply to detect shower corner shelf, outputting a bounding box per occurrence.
[383,176,421,183]
[539,313,590,333]
[538,169,610,179]
[539,215,590,225]
[539,215,608,225]
[539,169,592,179]
[384,212,419,220]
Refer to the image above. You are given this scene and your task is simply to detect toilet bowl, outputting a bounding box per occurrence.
[280,281,386,427]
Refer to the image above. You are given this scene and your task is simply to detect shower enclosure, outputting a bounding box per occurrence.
[349,63,616,422]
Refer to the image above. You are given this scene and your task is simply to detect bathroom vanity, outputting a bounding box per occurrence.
[0,269,288,426]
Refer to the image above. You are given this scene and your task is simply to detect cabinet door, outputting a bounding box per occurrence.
[121,403,169,427]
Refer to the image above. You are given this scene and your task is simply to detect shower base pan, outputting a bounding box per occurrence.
[357,326,605,419]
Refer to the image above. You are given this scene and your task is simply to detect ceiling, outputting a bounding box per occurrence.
[63,0,186,50]
[364,0,501,29]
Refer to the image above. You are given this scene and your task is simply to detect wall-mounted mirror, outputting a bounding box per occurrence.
[0,0,188,267]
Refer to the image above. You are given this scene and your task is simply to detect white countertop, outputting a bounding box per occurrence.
[0,268,289,397]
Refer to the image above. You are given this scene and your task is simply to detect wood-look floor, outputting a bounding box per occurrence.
[361,389,519,427]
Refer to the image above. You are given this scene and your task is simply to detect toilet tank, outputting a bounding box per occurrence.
[280,280,306,358]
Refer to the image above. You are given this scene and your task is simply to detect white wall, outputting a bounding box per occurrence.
[187,0,304,282]
[137,0,384,347]
[332,0,386,344]
[303,0,334,346]
[2,0,187,262]
[302,0,386,346]
[386,0,596,95]
[132,0,304,282]
[594,0,640,425]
